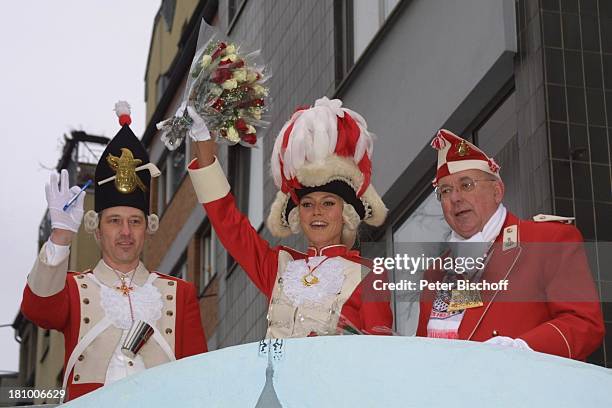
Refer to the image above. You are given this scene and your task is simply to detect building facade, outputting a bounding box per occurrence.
[143,0,611,367]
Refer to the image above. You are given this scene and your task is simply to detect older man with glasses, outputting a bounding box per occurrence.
[415,129,604,361]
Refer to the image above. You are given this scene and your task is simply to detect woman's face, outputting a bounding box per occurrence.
[299,191,344,249]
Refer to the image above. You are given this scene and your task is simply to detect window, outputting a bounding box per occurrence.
[228,145,251,213]
[156,73,170,104]
[226,145,251,270]
[200,229,216,294]
[473,90,520,213]
[157,141,187,215]
[168,142,186,195]
[335,0,401,83]
[474,91,517,160]
[161,0,176,32]
[248,145,264,228]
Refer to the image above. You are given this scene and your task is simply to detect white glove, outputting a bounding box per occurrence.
[484,336,533,351]
[186,106,211,142]
[45,169,85,233]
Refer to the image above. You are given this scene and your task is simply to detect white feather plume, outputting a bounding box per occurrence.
[270,97,375,188]
[345,108,374,162]
[114,101,131,117]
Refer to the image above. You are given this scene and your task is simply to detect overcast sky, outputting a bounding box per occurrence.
[0,1,161,373]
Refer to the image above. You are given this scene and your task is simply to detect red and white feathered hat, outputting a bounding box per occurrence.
[430,129,501,186]
[267,97,387,237]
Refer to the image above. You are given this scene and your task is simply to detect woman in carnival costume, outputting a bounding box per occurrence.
[186,97,392,337]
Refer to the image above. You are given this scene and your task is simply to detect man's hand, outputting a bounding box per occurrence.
[484,336,532,351]
[45,169,85,242]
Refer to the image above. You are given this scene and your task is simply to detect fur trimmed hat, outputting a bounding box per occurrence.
[430,129,501,186]
[267,97,387,238]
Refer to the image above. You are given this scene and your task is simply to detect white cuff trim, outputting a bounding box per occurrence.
[187,157,231,204]
[45,239,70,266]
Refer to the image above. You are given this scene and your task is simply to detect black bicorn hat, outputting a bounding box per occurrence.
[94,101,160,214]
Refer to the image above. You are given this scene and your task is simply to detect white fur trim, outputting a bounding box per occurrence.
[147,214,159,234]
[360,184,387,227]
[187,158,231,204]
[342,203,360,231]
[296,155,364,190]
[84,210,99,233]
[266,191,293,237]
[288,207,301,234]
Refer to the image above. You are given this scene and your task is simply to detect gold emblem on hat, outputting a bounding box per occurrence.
[457,140,470,157]
[107,148,147,194]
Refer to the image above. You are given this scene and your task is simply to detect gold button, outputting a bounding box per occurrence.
[166,295,173,301]
[78,355,84,361]
[168,281,175,286]
[74,374,80,381]
[166,310,174,316]
[165,328,173,334]
[83,298,90,305]
[81,283,88,289]
[492,330,498,337]
[83,317,90,324]
[128,361,134,367]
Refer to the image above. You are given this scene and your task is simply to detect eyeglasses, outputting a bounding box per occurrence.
[435,178,497,201]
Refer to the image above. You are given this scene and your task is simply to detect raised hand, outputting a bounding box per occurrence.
[187,106,211,142]
[45,169,86,238]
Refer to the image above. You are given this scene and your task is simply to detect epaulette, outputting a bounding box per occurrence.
[532,214,575,224]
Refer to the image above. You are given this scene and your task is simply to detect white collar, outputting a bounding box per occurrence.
[449,203,507,243]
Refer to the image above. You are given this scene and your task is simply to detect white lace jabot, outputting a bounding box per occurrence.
[97,273,163,330]
[282,256,346,307]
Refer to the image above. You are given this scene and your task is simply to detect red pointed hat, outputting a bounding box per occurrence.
[267,97,387,238]
[430,129,501,186]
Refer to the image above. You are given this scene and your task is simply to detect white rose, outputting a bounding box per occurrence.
[200,54,212,68]
[252,84,268,96]
[226,126,240,142]
[222,79,238,90]
[233,69,247,82]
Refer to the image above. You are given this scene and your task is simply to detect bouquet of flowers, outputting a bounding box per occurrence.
[157,20,270,150]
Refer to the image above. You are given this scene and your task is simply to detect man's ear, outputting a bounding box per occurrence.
[494,180,505,204]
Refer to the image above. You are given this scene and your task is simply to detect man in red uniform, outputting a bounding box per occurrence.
[416,129,604,360]
[21,102,206,401]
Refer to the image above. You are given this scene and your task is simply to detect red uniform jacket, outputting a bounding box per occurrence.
[21,271,206,401]
[203,192,393,334]
[417,212,605,361]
